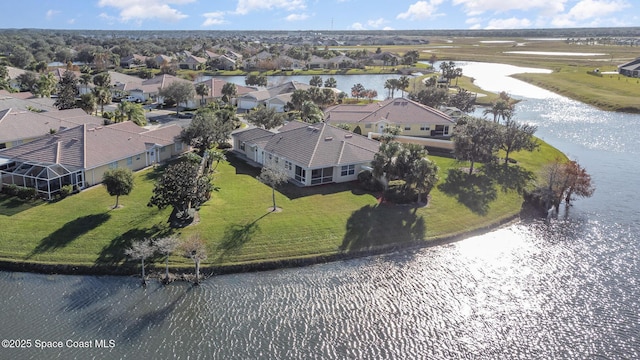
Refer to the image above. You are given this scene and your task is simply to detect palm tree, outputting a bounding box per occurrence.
[309,75,323,87]
[407,158,439,204]
[221,82,237,104]
[384,79,394,99]
[195,82,209,106]
[79,93,96,115]
[299,101,323,123]
[483,99,513,123]
[92,87,111,115]
[351,83,365,100]
[398,76,410,98]
[116,102,146,125]
[324,77,337,88]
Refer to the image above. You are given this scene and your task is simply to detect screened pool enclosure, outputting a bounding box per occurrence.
[0,159,84,200]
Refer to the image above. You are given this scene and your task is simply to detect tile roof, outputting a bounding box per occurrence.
[324,98,455,125]
[0,122,182,169]
[0,92,57,112]
[194,78,255,98]
[0,108,103,144]
[264,122,380,168]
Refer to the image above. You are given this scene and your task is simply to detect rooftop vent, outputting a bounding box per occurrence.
[344,134,353,138]
[324,136,333,141]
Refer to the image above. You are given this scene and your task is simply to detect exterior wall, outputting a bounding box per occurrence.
[84,153,148,187]
[238,98,259,111]
[266,101,286,113]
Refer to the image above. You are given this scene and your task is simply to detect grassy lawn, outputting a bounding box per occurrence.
[0,140,565,270]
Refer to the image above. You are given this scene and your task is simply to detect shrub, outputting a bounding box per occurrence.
[59,185,74,199]
[16,186,37,200]
[3,184,19,196]
[216,142,232,150]
[357,170,383,192]
[384,181,418,204]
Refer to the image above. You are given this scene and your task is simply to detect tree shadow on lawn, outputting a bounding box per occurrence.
[483,162,535,195]
[28,213,111,258]
[438,169,497,216]
[95,223,174,266]
[214,212,269,262]
[0,195,43,216]
[341,204,426,252]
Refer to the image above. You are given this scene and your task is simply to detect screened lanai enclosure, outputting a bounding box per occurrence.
[0,159,84,200]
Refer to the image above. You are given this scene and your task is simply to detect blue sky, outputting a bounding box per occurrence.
[3,0,637,31]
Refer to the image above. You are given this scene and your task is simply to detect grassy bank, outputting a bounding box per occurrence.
[0,140,565,271]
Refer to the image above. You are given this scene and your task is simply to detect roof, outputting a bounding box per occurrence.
[0,122,182,169]
[0,108,103,144]
[324,98,455,126]
[194,78,255,98]
[233,122,380,168]
[0,92,57,112]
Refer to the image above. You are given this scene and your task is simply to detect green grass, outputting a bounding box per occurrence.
[0,141,565,269]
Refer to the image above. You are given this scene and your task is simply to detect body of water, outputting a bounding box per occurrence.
[1,63,639,359]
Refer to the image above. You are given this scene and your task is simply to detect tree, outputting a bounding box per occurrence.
[147,159,214,227]
[115,101,146,126]
[36,72,56,98]
[180,235,208,285]
[221,82,237,104]
[309,75,323,87]
[561,160,595,206]
[371,141,403,188]
[483,98,513,123]
[398,76,410,97]
[92,86,111,115]
[245,106,286,129]
[154,236,179,284]
[9,46,34,69]
[384,78,398,98]
[159,81,196,115]
[102,168,135,208]
[16,71,39,92]
[92,72,111,88]
[258,163,289,211]
[288,89,309,111]
[324,77,337,88]
[125,238,155,286]
[54,71,78,110]
[245,73,267,87]
[452,117,502,174]
[351,83,365,100]
[534,159,595,214]
[299,101,324,123]
[410,87,449,108]
[500,120,539,164]
[181,107,236,155]
[79,93,97,115]
[0,65,11,91]
[363,89,378,102]
[407,157,440,204]
[195,82,209,105]
[448,88,476,113]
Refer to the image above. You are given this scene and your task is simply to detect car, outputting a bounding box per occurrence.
[122,96,141,103]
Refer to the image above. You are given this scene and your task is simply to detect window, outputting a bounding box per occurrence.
[239,142,245,151]
[365,124,372,129]
[127,157,133,165]
[109,161,118,169]
[285,161,292,171]
[0,143,6,149]
[341,164,355,176]
[175,142,183,152]
[160,147,166,153]
[295,166,306,183]
[136,155,141,161]
[420,124,430,131]
[311,167,334,185]
[404,126,411,131]
[274,156,279,164]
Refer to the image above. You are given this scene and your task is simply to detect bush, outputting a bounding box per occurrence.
[16,186,37,200]
[59,185,74,199]
[357,170,383,192]
[2,184,19,196]
[384,181,418,204]
[216,142,232,150]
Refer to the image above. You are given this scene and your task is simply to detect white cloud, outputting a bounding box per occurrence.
[286,13,309,21]
[567,0,630,20]
[98,0,193,22]
[383,26,395,30]
[235,0,306,15]
[485,17,532,29]
[367,18,387,28]
[452,0,566,16]
[46,10,61,19]
[202,12,226,26]
[68,18,76,25]
[397,1,443,20]
[350,22,366,30]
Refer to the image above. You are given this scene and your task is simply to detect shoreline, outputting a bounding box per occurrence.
[0,214,521,278]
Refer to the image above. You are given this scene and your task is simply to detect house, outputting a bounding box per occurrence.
[237,81,312,112]
[232,121,380,186]
[0,121,188,200]
[0,90,57,112]
[307,55,332,69]
[193,78,254,105]
[180,54,207,70]
[0,107,102,150]
[120,54,148,69]
[324,98,456,138]
[618,57,640,78]
[129,74,195,106]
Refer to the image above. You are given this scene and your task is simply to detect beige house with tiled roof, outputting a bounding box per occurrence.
[324,98,456,138]
[193,78,255,105]
[0,122,187,199]
[232,121,380,186]
[0,108,102,150]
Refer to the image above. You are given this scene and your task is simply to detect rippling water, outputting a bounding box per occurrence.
[2,62,640,359]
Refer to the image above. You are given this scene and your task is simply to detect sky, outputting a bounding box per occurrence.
[2,0,637,31]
